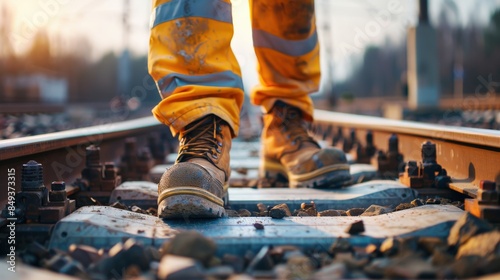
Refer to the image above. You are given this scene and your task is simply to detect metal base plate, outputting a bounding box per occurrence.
[108,181,158,209]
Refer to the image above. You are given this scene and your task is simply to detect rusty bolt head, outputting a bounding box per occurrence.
[86,145,101,166]
[377,150,385,159]
[388,134,399,152]
[350,129,356,140]
[139,148,152,159]
[478,190,499,203]
[480,180,496,191]
[405,161,419,176]
[49,191,67,202]
[51,181,66,191]
[22,160,44,191]
[125,138,137,149]
[421,141,437,163]
[104,162,117,179]
[366,130,373,145]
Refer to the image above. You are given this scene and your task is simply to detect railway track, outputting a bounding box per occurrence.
[0,109,499,279]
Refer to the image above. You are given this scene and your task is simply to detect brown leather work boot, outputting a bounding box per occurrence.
[260,101,351,188]
[157,115,231,219]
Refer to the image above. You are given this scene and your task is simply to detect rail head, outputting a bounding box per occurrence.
[0,116,163,161]
[314,110,500,197]
[314,110,500,150]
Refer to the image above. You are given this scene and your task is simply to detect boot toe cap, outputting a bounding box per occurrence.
[290,147,348,174]
[158,162,224,198]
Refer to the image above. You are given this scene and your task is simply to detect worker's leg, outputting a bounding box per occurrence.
[149,0,244,137]
[149,0,242,218]
[250,0,351,188]
[249,0,319,120]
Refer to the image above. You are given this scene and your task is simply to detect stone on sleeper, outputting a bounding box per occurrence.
[346,220,365,235]
[346,208,365,216]
[269,203,291,219]
[161,231,216,266]
[360,205,392,216]
[317,209,340,217]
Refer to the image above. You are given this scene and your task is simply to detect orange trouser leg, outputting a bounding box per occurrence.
[250,0,320,120]
[149,0,244,136]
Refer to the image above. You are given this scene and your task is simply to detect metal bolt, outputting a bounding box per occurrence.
[125,138,136,148]
[148,135,166,161]
[51,181,66,191]
[350,129,356,142]
[435,175,451,188]
[337,127,343,137]
[377,150,385,159]
[104,162,116,179]
[124,138,137,156]
[366,130,373,145]
[22,160,44,191]
[139,148,152,160]
[323,125,332,140]
[49,181,67,202]
[406,161,419,176]
[480,180,496,191]
[332,127,343,145]
[343,129,355,152]
[421,141,436,163]
[388,134,398,153]
[478,190,499,203]
[85,145,101,167]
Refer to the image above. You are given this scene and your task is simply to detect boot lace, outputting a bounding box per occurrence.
[177,116,223,163]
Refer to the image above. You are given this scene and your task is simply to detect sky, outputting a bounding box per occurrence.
[4,0,500,88]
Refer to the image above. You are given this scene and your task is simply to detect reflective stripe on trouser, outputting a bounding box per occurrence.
[148,0,321,136]
[149,0,244,136]
[250,0,319,120]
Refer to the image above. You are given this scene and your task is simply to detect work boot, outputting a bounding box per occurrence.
[158,115,231,219]
[260,101,351,188]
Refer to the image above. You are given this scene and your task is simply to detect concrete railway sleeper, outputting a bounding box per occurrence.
[0,110,499,279]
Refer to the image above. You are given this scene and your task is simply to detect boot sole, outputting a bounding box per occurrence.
[261,159,351,189]
[158,187,226,219]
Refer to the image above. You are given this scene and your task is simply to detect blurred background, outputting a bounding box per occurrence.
[0,0,499,139]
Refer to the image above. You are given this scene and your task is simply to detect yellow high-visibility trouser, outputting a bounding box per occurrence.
[149,0,320,137]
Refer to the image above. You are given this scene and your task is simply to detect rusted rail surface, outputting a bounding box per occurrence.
[1,111,499,204]
[0,117,167,204]
[0,117,162,161]
[313,110,500,197]
[1,111,500,279]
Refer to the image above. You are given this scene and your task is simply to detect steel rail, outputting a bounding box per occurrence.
[1,111,499,200]
[0,117,166,204]
[313,110,500,197]
[0,117,162,161]
[314,110,500,148]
